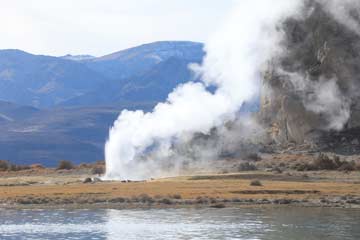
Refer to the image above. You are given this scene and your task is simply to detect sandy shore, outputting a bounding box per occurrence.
[0,170,359,209]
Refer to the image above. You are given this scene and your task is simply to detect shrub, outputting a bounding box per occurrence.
[196,196,210,204]
[109,197,126,203]
[138,194,154,203]
[238,162,258,171]
[311,153,356,171]
[57,160,74,170]
[211,203,226,208]
[312,153,340,170]
[246,153,262,162]
[272,167,283,174]
[0,160,9,171]
[0,161,32,172]
[250,180,262,186]
[293,163,313,171]
[158,198,173,205]
[92,166,105,175]
[356,163,360,171]
[338,161,356,171]
[170,194,182,200]
[313,153,335,170]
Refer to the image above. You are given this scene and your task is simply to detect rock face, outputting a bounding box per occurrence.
[259,0,360,146]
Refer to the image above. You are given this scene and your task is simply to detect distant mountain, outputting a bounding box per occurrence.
[63,41,204,107]
[0,41,205,165]
[0,49,106,108]
[85,41,204,80]
[0,41,204,108]
[61,56,200,107]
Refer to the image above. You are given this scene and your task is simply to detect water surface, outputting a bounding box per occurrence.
[0,207,359,239]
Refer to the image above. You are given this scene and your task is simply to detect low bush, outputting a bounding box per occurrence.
[158,198,173,205]
[0,160,31,172]
[312,153,338,170]
[246,153,262,162]
[238,162,258,171]
[210,203,226,208]
[293,162,313,171]
[250,180,262,186]
[92,166,105,175]
[138,194,154,203]
[294,153,357,172]
[196,196,210,204]
[0,160,10,171]
[337,161,356,172]
[57,160,74,170]
[272,167,283,174]
[356,163,360,171]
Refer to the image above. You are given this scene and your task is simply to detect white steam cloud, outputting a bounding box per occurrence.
[104,0,302,180]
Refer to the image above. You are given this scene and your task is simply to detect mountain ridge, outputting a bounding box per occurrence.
[0,41,205,165]
[0,41,204,108]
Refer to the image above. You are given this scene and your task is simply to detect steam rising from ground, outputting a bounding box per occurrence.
[104,0,302,180]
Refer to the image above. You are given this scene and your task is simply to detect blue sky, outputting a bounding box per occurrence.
[0,0,235,56]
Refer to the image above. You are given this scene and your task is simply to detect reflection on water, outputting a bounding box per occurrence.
[0,207,359,240]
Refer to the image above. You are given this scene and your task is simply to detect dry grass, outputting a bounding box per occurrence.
[0,171,359,205]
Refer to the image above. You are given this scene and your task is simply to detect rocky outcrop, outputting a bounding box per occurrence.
[259,0,360,146]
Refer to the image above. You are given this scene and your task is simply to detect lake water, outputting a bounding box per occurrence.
[0,207,359,240]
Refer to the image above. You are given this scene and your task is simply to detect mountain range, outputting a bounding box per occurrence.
[0,41,205,166]
[0,41,204,108]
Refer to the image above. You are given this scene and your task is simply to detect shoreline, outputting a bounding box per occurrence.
[0,169,359,210]
[1,198,360,210]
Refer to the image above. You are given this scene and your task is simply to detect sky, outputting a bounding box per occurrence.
[0,0,235,57]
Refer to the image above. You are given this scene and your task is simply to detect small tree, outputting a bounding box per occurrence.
[57,160,74,170]
[0,160,9,171]
[250,180,263,186]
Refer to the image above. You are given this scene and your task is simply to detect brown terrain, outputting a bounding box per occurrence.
[0,153,359,209]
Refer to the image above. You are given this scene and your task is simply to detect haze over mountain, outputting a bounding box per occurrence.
[0,41,205,166]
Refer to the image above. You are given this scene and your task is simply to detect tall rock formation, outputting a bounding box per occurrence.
[259,0,360,147]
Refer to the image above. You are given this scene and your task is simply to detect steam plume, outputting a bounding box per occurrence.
[104,0,302,180]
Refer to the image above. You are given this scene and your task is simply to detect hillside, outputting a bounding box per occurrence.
[85,41,204,80]
[61,56,200,107]
[0,50,105,108]
[0,41,205,165]
[0,41,204,108]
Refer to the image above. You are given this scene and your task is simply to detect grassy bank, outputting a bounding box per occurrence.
[0,170,359,209]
